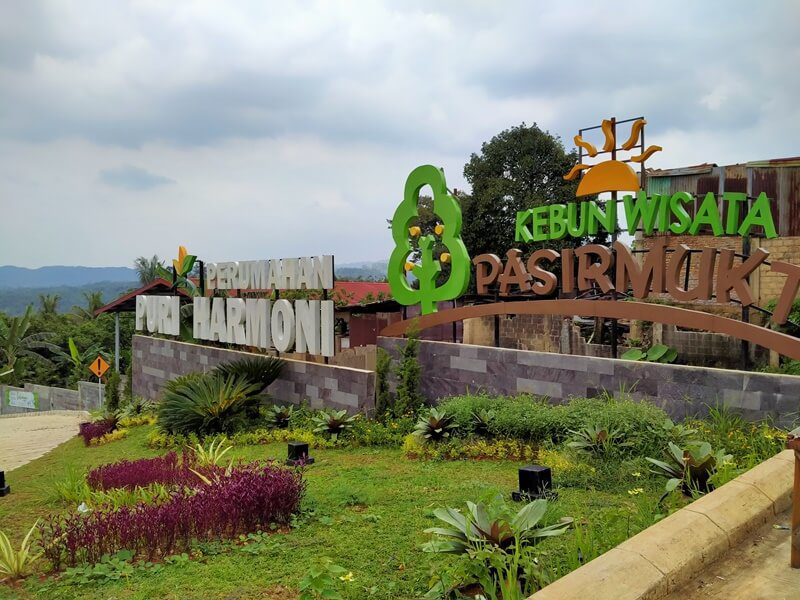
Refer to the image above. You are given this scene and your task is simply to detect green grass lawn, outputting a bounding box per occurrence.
[0,425,663,600]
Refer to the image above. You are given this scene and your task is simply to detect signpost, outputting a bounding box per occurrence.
[88,356,109,408]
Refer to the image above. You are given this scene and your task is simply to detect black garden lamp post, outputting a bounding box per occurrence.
[0,471,10,497]
[512,464,553,501]
[286,442,314,466]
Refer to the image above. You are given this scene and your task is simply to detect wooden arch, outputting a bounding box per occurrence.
[380,300,800,361]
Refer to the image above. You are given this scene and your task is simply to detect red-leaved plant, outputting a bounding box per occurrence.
[40,462,305,568]
[78,418,118,446]
[86,451,207,490]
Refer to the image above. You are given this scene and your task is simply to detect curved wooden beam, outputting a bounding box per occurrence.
[380,300,800,360]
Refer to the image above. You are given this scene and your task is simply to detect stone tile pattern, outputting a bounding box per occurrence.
[0,381,105,415]
[133,335,375,413]
[377,337,800,426]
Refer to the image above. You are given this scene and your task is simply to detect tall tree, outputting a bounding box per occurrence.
[71,291,105,321]
[134,255,164,285]
[38,293,61,316]
[462,123,590,261]
[0,305,58,376]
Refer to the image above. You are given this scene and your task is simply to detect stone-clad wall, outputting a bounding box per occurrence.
[133,335,375,413]
[378,337,800,426]
[0,381,105,414]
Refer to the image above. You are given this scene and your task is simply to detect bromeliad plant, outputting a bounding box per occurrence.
[414,408,458,442]
[646,441,732,501]
[423,497,569,599]
[567,423,628,457]
[265,404,294,429]
[472,409,495,437]
[0,521,41,581]
[312,409,359,441]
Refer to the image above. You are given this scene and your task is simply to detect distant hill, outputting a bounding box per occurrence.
[0,281,138,316]
[0,266,138,289]
[336,260,388,281]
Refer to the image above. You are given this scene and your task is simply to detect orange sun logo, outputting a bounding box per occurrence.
[563,118,662,197]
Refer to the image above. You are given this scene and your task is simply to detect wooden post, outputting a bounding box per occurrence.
[788,427,800,568]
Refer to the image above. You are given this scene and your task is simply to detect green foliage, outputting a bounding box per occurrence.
[567,424,628,457]
[461,123,586,271]
[0,305,58,377]
[395,329,423,416]
[311,409,359,441]
[438,393,670,457]
[414,407,458,442]
[212,356,285,394]
[119,396,155,419]
[621,344,678,363]
[0,521,41,580]
[157,373,262,435]
[375,347,393,420]
[134,255,165,286]
[298,558,350,600]
[472,409,495,436]
[264,404,294,429]
[55,336,109,387]
[190,438,233,467]
[105,370,121,412]
[71,291,105,321]
[646,441,732,501]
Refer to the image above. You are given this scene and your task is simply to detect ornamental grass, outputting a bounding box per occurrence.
[40,462,305,568]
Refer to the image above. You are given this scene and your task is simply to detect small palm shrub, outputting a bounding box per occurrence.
[212,356,285,394]
[312,409,359,441]
[157,374,261,435]
[414,408,457,442]
[265,404,294,429]
[646,441,732,501]
[0,521,41,580]
[119,396,155,419]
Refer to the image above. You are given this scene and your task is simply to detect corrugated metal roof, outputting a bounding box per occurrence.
[646,163,716,177]
[746,156,800,168]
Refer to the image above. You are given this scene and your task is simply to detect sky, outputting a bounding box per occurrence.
[1,1,798,268]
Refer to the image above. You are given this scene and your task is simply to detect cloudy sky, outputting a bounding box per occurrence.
[1,1,798,268]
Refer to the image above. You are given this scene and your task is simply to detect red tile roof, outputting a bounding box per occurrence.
[332,281,391,307]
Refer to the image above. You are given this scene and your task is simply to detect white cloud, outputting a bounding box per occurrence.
[0,0,797,267]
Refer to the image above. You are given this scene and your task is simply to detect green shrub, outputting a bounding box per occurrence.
[395,330,423,416]
[212,356,284,394]
[375,347,393,420]
[105,370,122,412]
[157,374,261,435]
[438,393,671,457]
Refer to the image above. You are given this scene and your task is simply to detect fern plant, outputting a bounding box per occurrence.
[0,521,41,580]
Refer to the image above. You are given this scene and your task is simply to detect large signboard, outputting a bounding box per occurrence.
[135,252,336,357]
[5,389,38,410]
[385,117,800,358]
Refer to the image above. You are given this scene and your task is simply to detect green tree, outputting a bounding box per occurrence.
[394,328,423,416]
[38,294,61,316]
[54,337,108,387]
[0,306,58,379]
[71,291,105,321]
[462,123,593,262]
[134,255,165,285]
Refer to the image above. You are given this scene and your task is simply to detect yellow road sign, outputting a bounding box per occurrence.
[89,356,110,379]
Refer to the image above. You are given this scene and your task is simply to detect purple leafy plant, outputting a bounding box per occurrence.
[40,462,305,569]
[78,418,118,446]
[86,451,209,490]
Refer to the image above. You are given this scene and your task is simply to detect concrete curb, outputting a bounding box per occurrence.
[529,449,795,600]
[0,410,91,420]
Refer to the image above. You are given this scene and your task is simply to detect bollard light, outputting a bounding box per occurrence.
[512,464,554,501]
[0,471,9,497]
[286,442,314,466]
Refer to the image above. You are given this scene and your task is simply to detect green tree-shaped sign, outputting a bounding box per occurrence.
[388,165,470,315]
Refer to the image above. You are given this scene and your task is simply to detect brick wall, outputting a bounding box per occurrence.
[132,335,375,413]
[378,337,799,426]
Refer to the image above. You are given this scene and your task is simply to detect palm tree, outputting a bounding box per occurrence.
[71,291,105,321]
[38,293,61,316]
[134,255,164,285]
[0,305,59,376]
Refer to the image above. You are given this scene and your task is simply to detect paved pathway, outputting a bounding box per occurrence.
[665,509,800,600]
[0,411,88,472]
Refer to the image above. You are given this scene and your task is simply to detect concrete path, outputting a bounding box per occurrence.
[0,411,88,472]
[665,510,800,600]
